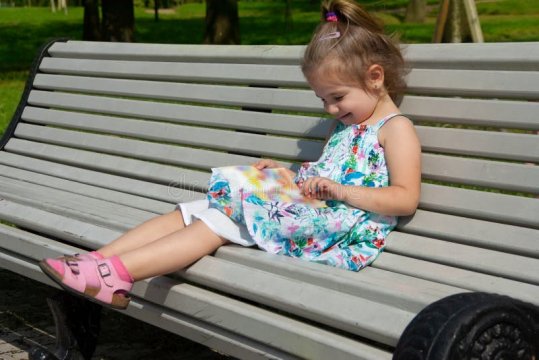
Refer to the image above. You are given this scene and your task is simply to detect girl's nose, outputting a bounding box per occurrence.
[325,103,338,115]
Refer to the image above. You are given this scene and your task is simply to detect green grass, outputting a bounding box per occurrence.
[1,0,538,136]
[0,72,26,136]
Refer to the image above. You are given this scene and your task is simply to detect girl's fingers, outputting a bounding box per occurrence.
[253,159,279,169]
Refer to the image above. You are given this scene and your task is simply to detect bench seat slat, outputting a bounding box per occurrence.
[0,164,171,214]
[398,209,538,257]
[1,224,81,260]
[181,256,413,347]
[1,209,409,348]
[215,245,462,313]
[39,58,539,100]
[0,199,121,249]
[27,91,332,138]
[0,176,154,231]
[0,253,294,360]
[386,232,539,285]
[373,252,539,306]
[0,152,201,204]
[0,227,392,360]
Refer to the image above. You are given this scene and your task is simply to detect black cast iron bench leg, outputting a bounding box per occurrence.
[29,291,102,360]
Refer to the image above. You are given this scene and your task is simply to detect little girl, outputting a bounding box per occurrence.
[39,0,421,310]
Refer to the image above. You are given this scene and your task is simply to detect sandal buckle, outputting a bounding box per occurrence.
[98,263,111,278]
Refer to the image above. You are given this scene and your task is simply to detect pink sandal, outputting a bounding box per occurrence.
[39,257,132,310]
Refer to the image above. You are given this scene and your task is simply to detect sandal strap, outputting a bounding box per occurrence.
[64,255,80,274]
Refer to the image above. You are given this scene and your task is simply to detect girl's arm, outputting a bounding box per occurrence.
[302,117,421,216]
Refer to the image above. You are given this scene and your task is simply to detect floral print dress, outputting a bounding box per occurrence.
[207,114,399,271]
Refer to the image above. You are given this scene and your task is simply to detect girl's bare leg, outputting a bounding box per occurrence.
[98,210,185,258]
[118,220,229,281]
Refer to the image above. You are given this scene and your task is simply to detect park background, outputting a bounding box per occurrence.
[1,0,539,137]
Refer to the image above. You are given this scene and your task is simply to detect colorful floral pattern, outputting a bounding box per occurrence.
[207,114,398,271]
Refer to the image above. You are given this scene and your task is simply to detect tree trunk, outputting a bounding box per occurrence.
[443,0,471,43]
[102,0,135,42]
[405,0,427,23]
[285,0,293,32]
[83,0,101,41]
[203,0,240,45]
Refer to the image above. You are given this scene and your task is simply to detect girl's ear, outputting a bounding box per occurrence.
[367,64,385,90]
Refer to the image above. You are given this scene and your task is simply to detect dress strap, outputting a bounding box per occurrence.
[371,113,403,132]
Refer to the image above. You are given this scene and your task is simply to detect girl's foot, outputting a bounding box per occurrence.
[39,257,133,310]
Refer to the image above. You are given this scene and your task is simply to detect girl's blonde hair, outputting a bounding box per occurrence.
[301,0,407,102]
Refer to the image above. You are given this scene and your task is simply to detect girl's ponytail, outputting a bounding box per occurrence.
[302,0,408,103]
[321,0,383,34]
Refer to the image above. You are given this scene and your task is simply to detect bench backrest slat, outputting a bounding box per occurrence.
[5,138,211,191]
[14,121,538,195]
[32,74,539,131]
[24,104,538,163]
[400,96,539,130]
[48,41,539,70]
[398,210,539,257]
[33,74,321,112]
[39,57,539,100]
[27,91,332,138]
[0,152,192,203]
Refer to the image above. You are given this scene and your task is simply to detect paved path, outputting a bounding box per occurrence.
[1,321,55,360]
[1,270,231,360]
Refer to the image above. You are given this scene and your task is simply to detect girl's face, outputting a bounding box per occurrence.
[307,75,379,126]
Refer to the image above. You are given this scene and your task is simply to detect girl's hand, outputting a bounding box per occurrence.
[252,159,282,170]
[301,177,346,201]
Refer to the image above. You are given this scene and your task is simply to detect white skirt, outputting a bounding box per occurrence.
[177,199,255,247]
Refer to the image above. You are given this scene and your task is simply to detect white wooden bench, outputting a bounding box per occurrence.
[1,40,538,360]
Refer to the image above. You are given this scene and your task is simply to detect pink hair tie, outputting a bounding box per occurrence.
[326,12,338,22]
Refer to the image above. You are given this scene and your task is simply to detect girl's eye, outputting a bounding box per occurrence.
[334,96,344,101]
